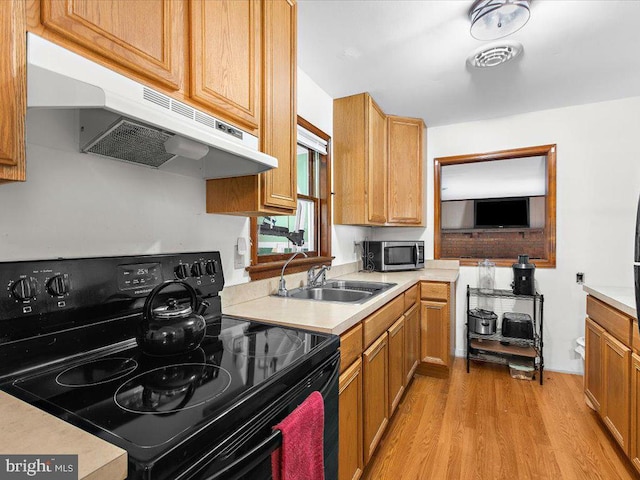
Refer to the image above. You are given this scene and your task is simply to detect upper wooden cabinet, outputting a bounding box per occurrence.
[333,93,425,226]
[0,0,26,183]
[386,115,424,225]
[334,93,387,225]
[205,0,297,216]
[37,0,186,92]
[190,0,261,133]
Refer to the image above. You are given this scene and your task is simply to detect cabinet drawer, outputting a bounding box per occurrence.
[340,323,363,374]
[404,284,418,312]
[363,295,404,348]
[587,296,632,347]
[421,281,448,301]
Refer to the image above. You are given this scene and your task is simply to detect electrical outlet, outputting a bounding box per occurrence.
[576,272,584,284]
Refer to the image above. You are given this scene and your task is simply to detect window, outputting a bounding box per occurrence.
[247,116,332,280]
[434,144,556,268]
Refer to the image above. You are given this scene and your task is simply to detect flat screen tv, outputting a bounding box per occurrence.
[474,197,530,228]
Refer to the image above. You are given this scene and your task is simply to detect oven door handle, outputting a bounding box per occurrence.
[203,430,282,480]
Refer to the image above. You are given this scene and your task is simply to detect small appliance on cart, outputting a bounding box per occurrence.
[465,285,544,384]
[0,252,339,479]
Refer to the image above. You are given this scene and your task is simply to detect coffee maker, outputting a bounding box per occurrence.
[512,254,536,295]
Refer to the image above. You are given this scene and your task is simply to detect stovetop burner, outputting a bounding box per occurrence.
[56,357,138,387]
[114,363,231,415]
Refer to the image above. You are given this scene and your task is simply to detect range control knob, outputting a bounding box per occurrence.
[205,260,217,275]
[191,262,204,277]
[175,264,190,280]
[47,275,69,296]
[12,277,38,301]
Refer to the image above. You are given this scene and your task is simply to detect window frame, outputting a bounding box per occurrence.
[434,144,556,268]
[247,116,332,280]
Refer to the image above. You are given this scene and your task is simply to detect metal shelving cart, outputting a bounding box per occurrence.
[466,286,544,385]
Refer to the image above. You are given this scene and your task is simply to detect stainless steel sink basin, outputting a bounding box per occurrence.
[288,288,373,302]
[280,280,397,304]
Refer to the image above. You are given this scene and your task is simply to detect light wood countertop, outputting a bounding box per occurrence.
[225,268,459,335]
[0,391,127,480]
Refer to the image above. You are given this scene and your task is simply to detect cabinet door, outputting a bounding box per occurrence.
[404,303,420,384]
[388,315,405,417]
[585,317,605,411]
[631,353,640,474]
[190,0,260,132]
[41,0,185,91]
[362,332,388,463]
[420,300,448,367]
[602,331,631,454]
[366,98,387,224]
[339,358,363,480]
[260,0,297,211]
[387,116,423,225]
[0,0,26,183]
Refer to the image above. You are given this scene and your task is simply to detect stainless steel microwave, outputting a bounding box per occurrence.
[362,241,425,272]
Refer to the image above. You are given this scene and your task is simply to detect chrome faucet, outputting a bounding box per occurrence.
[307,265,331,287]
[277,251,308,297]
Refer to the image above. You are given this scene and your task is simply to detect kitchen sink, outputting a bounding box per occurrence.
[281,280,396,304]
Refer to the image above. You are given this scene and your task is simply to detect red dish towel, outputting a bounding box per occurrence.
[271,390,325,480]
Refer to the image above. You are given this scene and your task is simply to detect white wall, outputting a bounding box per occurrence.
[379,95,640,373]
[0,69,364,286]
[297,68,370,263]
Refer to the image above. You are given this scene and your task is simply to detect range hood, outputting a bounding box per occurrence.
[26,33,277,179]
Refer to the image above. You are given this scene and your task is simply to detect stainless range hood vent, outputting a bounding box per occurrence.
[27,33,277,179]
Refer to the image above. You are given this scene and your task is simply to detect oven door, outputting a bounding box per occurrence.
[179,352,339,480]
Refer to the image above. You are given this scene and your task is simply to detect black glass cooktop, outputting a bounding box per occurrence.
[8,316,335,459]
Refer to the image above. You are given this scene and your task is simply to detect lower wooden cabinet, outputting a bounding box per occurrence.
[602,332,631,453]
[339,357,363,480]
[418,281,455,378]
[584,295,637,469]
[585,317,605,411]
[387,315,405,417]
[338,284,423,477]
[630,353,640,473]
[362,332,389,463]
[404,302,420,384]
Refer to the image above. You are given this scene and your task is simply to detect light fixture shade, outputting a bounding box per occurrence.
[469,0,531,41]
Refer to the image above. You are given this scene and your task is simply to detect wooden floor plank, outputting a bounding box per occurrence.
[361,358,639,480]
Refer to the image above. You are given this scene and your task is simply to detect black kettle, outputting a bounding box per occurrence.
[138,280,209,356]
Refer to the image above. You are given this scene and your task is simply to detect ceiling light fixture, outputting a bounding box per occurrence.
[469,0,531,41]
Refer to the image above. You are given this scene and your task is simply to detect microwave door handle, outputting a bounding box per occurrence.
[203,430,282,480]
[414,243,419,268]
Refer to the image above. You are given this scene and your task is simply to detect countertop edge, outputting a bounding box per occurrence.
[583,285,637,319]
[224,268,459,336]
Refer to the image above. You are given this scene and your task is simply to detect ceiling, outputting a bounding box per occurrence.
[297,0,640,127]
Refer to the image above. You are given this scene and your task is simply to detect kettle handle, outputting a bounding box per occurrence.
[143,280,198,320]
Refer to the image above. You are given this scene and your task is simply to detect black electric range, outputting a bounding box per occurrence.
[0,252,339,480]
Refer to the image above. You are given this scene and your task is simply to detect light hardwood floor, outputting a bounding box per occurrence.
[362,358,638,479]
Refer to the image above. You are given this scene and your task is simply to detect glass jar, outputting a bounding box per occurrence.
[478,259,495,293]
